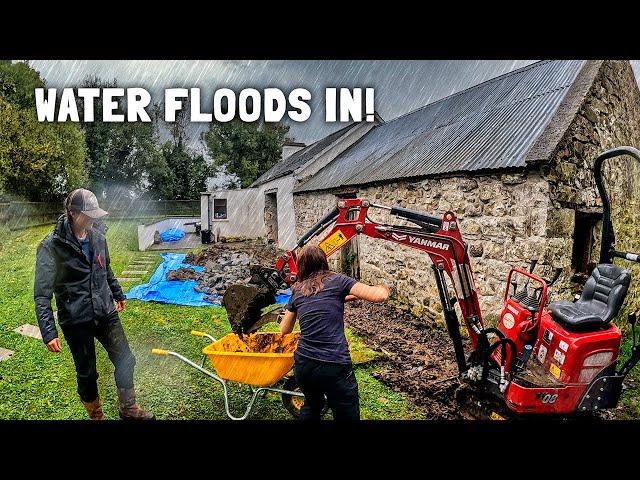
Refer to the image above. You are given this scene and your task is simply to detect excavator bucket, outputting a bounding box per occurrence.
[222,284,277,334]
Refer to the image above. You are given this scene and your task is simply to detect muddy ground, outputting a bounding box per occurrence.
[345,301,465,419]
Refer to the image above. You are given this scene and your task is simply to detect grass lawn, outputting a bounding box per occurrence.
[0,220,423,420]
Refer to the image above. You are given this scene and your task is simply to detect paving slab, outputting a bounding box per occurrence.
[14,324,42,340]
[117,277,142,283]
[0,347,15,361]
[122,270,148,275]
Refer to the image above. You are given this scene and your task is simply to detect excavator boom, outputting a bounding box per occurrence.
[223,198,485,373]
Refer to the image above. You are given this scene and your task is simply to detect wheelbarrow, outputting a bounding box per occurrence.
[151,330,318,420]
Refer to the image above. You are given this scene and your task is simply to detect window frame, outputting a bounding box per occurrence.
[213,198,228,220]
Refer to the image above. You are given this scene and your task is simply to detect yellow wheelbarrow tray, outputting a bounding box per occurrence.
[152,331,306,420]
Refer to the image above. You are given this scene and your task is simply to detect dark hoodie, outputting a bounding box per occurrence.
[33,215,124,343]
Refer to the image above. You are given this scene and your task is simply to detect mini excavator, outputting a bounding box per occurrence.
[222,147,640,416]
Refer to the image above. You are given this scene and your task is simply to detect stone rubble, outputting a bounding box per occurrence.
[168,240,286,303]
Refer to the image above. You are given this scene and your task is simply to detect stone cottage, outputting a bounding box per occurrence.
[201,117,381,250]
[292,60,640,324]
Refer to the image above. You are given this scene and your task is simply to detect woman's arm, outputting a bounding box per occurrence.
[279,309,297,334]
[348,282,390,303]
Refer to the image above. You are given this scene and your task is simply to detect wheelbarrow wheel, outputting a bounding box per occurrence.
[281,377,328,419]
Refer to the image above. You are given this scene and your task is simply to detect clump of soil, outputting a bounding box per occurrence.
[222,283,275,334]
[345,301,465,419]
[212,332,300,354]
[166,267,200,281]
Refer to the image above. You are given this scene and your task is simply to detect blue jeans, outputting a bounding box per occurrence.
[293,354,360,421]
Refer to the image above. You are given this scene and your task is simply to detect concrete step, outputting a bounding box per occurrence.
[14,324,42,340]
[122,270,148,275]
[0,347,15,361]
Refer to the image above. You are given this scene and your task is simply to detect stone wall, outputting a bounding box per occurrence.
[294,173,551,325]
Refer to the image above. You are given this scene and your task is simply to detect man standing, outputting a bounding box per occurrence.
[34,188,154,420]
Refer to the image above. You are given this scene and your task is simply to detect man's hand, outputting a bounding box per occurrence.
[46,338,62,353]
[116,300,126,312]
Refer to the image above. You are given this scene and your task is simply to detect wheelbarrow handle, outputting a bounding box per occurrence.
[191,330,217,342]
[151,348,169,356]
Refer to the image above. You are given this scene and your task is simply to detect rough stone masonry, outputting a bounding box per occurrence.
[293,60,640,327]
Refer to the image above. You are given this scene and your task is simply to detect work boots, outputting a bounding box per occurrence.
[81,396,105,420]
[117,387,155,420]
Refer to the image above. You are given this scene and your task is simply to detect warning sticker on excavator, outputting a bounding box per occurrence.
[549,363,561,379]
[319,229,348,255]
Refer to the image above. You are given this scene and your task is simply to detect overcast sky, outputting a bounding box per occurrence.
[29,60,640,151]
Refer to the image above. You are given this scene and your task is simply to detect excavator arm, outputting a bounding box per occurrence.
[228,198,488,373]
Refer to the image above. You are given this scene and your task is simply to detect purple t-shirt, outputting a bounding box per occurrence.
[286,273,357,364]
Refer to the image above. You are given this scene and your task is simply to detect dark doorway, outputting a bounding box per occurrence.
[264,191,278,244]
[336,192,360,279]
[571,210,601,282]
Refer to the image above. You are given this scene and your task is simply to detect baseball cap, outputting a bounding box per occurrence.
[66,188,109,219]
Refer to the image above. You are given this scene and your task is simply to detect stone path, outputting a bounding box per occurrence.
[0,347,15,361]
[117,254,158,287]
[14,324,42,340]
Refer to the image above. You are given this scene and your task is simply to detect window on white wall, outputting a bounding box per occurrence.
[214,199,228,219]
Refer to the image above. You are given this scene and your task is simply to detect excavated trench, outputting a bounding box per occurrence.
[344,301,465,419]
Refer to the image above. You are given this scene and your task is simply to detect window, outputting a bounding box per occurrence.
[571,211,600,281]
[213,198,227,219]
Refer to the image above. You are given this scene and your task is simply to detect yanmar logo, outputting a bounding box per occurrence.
[390,232,450,251]
[409,236,450,250]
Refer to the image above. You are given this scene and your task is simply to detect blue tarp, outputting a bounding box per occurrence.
[125,252,291,307]
[160,228,185,242]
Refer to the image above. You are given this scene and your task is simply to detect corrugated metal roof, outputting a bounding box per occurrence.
[295,60,588,193]
[251,122,361,187]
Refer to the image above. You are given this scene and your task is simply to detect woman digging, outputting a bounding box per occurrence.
[33,188,153,420]
[279,245,390,420]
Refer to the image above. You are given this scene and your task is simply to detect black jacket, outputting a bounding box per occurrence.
[34,215,125,343]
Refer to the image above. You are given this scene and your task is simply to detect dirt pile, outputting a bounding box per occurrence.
[177,240,287,302]
[186,240,284,268]
[345,301,464,419]
[212,332,300,354]
[166,267,200,281]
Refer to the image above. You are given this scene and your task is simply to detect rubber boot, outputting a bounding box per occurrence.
[81,396,105,420]
[117,387,155,420]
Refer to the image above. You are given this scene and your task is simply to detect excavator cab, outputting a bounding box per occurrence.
[495,147,640,415]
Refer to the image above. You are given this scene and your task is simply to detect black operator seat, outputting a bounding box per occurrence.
[549,264,630,331]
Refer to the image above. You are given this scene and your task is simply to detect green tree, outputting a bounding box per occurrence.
[147,101,211,200]
[155,141,210,199]
[203,119,289,188]
[0,61,45,110]
[80,76,162,200]
[0,62,87,201]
